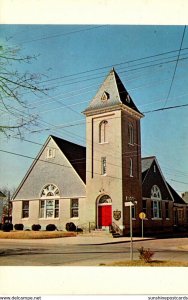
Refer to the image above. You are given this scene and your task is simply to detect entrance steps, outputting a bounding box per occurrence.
[84,229,112,237]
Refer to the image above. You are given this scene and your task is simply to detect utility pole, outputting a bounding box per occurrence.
[7,191,10,223]
[125,197,137,261]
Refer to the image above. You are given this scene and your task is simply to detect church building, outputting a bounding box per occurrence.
[12,69,188,235]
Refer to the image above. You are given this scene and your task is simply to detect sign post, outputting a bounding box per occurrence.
[139,212,146,239]
[125,198,137,261]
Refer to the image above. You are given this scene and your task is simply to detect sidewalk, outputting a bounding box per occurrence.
[0,234,150,246]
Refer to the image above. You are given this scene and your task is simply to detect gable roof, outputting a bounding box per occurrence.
[141,156,186,204]
[83,68,143,116]
[13,135,86,200]
[141,156,174,200]
[51,135,86,183]
[166,182,186,205]
[141,156,155,181]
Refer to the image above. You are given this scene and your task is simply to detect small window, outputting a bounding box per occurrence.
[99,195,111,204]
[142,200,147,215]
[165,202,169,219]
[130,158,133,177]
[154,165,156,173]
[132,205,136,219]
[101,157,107,175]
[152,200,162,218]
[99,120,108,143]
[128,123,134,145]
[71,199,79,218]
[46,148,55,159]
[101,91,110,102]
[22,201,29,218]
[151,185,161,200]
[39,199,59,219]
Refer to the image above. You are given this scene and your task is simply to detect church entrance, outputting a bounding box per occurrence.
[97,194,112,228]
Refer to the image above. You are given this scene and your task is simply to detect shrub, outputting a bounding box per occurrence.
[66,222,76,232]
[2,223,13,232]
[137,246,154,263]
[31,224,41,231]
[14,223,24,231]
[46,224,56,231]
[76,227,83,233]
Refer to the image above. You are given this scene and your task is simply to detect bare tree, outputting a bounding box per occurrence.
[0,186,15,220]
[0,44,48,136]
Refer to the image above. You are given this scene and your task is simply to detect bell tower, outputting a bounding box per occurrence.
[83,68,144,234]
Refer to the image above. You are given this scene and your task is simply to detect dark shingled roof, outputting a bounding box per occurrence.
[166,182,186,205]
[50,137,186,204]
[141,156,155,181]
[141,156,185,204]
[51,135,86,183]
[83,69,143,115]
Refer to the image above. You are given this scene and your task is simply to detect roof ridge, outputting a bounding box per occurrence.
[50,135,86,149]
[141,156,156,160]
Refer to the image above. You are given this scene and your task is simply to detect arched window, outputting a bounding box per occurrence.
[99,120,108,143]
[151,185,161,200]
[98,194,111,204]
[40,184,60,219]
[128,123,134,145]
[130,158,133,177]
[151,185,162,219]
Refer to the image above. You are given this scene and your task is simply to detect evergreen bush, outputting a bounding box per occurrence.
[46,224,56,231]
[66,222,76,232]
[2,223,13,232]
[14,223,24,231]
[31,224,41,231]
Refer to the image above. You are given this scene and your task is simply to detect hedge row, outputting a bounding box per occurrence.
[0,222,83,232]
[0,223,57,232]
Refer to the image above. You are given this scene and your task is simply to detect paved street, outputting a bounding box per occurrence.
[0,235,188,266]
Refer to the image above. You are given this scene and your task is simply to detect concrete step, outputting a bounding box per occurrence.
[84,229,112,237]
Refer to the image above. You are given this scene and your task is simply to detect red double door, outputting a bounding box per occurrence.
[98,205,112,227]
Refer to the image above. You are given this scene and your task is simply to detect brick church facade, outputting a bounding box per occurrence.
[12,69,188,235]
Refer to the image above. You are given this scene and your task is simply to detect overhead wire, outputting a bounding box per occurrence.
[163,26,187,108]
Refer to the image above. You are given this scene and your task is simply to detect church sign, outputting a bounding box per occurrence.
[113,210,121,221]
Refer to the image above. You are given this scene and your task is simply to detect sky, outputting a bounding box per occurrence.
[1,24,188,195]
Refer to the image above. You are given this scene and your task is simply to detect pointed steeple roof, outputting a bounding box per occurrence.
[83,68,143,116]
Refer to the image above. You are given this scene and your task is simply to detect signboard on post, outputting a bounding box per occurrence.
[124,198,137,261]
[139,212,146,238]
[139,212,146,219]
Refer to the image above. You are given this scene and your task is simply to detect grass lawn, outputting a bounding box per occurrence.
[101,260,188,267]
[0,231,77,239]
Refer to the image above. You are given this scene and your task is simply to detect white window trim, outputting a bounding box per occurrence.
[128,123,134,145]
[152,199,162,219]
[99,120,108,144]
[70,198,79,218]
[39,199,59,219]
[101,157,107,175]
[22,201,29,219]
[130,158,133,177]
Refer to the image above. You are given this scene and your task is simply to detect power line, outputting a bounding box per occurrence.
[6,46,188,100]
[1,147,188,190]
[163,26,187,107]
[28,46,188,86]
[143,102,188,114]
[0,148,123,181]
[19,25,106,45]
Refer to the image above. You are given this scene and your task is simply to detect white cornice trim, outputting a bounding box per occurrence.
[12,196,86,202]
[83,104,143,119]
